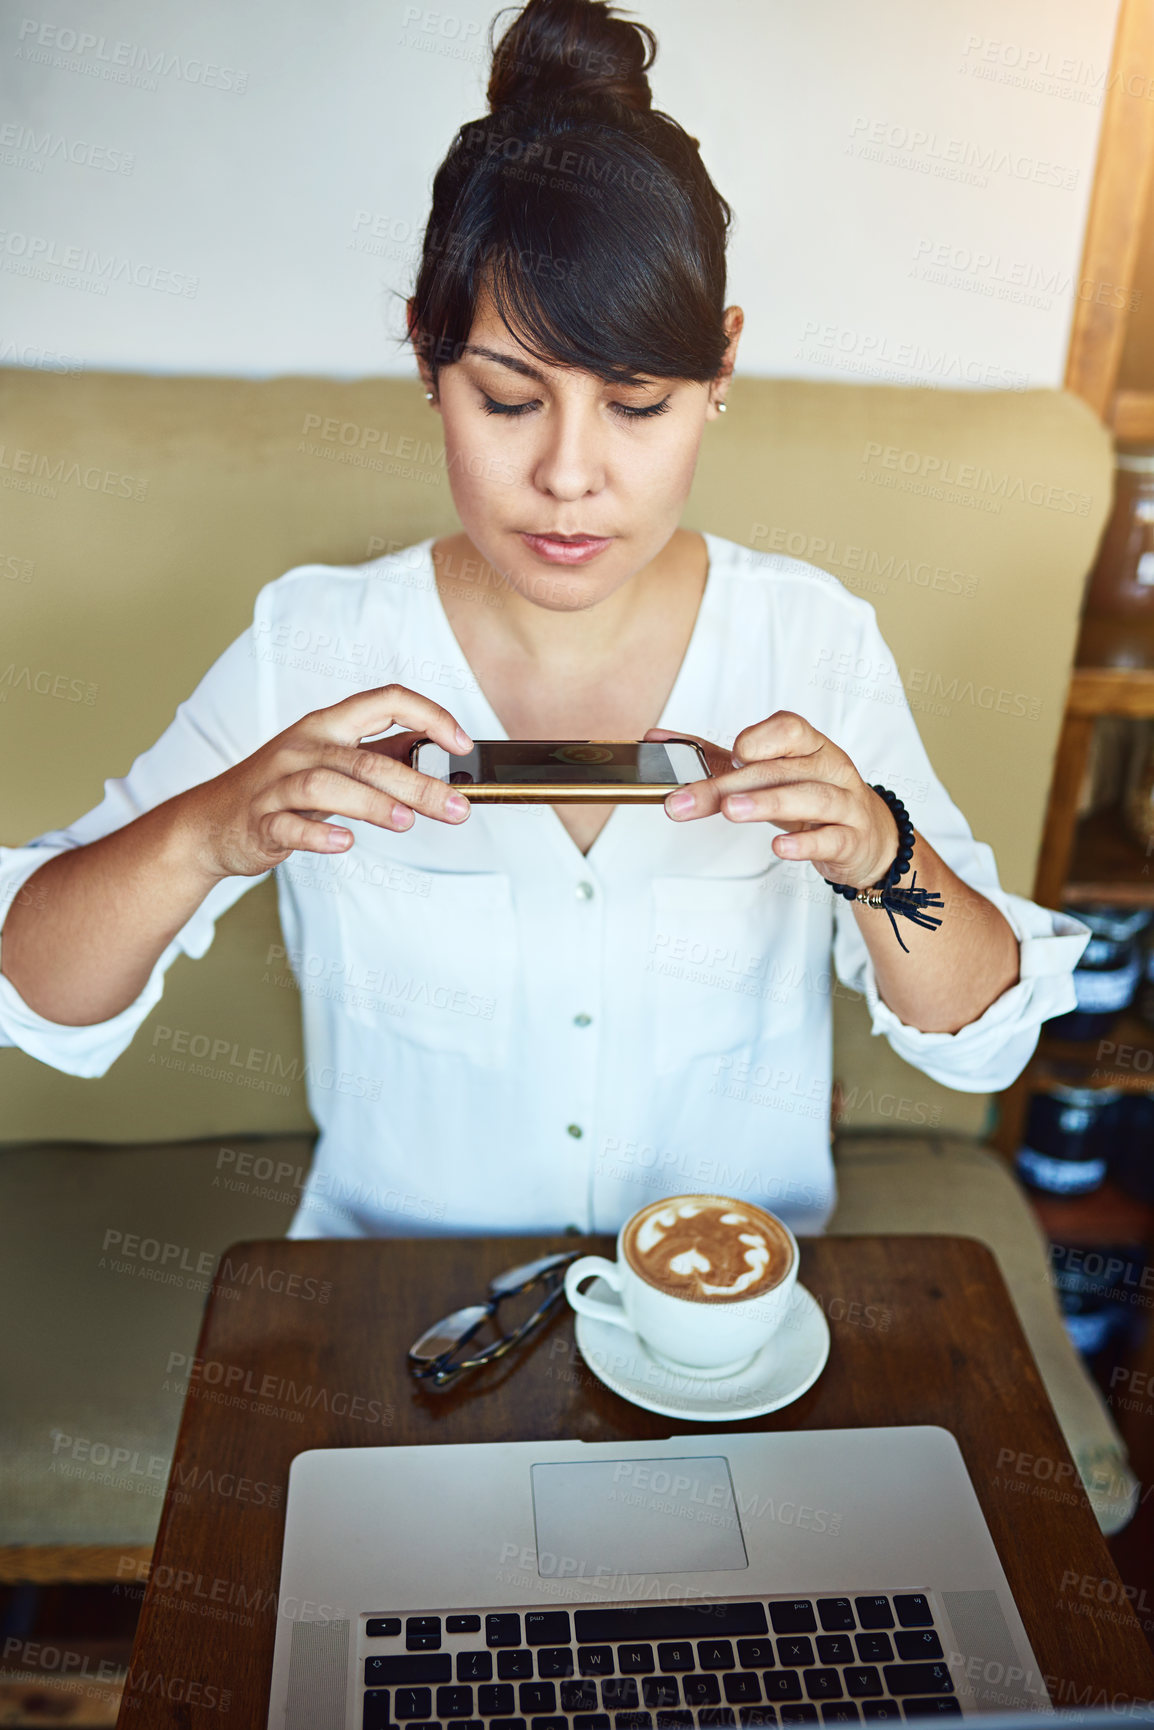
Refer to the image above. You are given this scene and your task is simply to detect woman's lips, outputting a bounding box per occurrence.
[519,531,614,565]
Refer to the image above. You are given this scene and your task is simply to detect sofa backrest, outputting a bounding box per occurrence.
[0,370,1112,1141]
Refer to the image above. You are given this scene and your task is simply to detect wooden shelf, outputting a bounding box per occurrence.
[1027,1011,1154,1093]
[1064,806,1154,904]
[1074,615,1154,690]
[1027,1178,1154,1246]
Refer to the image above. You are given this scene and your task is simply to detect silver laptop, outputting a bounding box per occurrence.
[267,1426,1069,1727]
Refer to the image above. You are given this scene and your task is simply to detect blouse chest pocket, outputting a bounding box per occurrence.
[648,868,791,1076]
[333,860,516,1067]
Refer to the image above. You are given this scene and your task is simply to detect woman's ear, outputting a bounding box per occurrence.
[707,304,744,418]
[407,297,438,405]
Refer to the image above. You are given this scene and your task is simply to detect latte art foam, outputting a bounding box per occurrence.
[622,1196,793,1304]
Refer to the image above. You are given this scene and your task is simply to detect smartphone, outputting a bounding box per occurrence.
[407,738,712,802]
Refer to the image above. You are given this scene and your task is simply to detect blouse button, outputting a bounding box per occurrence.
[566,1123,584,1139]
[573,1013,592,1027]
[575,881,595,901]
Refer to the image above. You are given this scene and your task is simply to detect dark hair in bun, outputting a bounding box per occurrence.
[407,0,733,389]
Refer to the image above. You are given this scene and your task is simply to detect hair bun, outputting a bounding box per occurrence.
[487,0,655,118]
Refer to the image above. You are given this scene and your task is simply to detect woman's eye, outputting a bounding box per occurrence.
[614,397,672,419]
[481,395,536,416]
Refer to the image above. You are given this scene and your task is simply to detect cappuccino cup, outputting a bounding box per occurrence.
[564,1194,799,1378]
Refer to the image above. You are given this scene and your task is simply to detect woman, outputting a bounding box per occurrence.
[0,0,1087,1240]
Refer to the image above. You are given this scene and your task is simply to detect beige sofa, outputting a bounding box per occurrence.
[0,368,1135,1564]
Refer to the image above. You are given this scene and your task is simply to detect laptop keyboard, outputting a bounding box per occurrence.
[360,1596,959,1727]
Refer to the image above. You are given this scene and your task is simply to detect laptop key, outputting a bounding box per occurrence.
[368,1618,403,1637]
[602,1680,641,1711]
[490,1720,526,1730]
[449,1617,482,1635]
[619,1646,656,1675]
[438,1687,475,1718]
[859,1707,900,1723]
[682,1676,722,1707]
[892,1596,932,1629]
[776,1640,814,1668]
[479,1685,515,1715]
[497,1652,534,1681]
[819,1709,858,1725]
[658,1644,696,1673]
[525,1613,571,1646]
[901,1704,960,1720]
[800,1672,841,1700]
[449,1721,484,1730]
[363,1689,389,1730]
[768,1604,816,1636]
[615,1715,653,1730]
[843,1671,881,1700]
[723,1674,761,1705]
[880,1665,954,1698]
[779,1710,817,1725]
[894,1631,943,1662]
[458,1653,494,1683]
[644,1678,681,1709]
[696,1711,737,1728]
[519,1684,556,1715]
[395,1688,433,1718]
[530,1720,566,1730]
[815,1637,851,1666]
[762,1675,803,1703]
[562,1682,600,1713]
[368,1655,452,1685]
[738,1713,778,1728]
[697,1642,734,1671]
[815,1601,854,1633]
[853,1600,893,1632]
[573,1717,611,1730]
[852,1636,892,1666]
[575,1608,768,1643]
[736,1641,774,1669]
[655,1715,693,1730]
[487,1616,522,1648]
[579,1648,615,1677]
[537,1649,574,1679]
[410,1618,443,1640]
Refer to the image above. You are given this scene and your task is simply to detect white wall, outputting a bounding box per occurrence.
[0,0,1120,383]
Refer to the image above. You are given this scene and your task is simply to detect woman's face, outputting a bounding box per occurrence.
[419,289,742,611]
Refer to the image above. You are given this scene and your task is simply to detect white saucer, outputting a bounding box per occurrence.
[573,1279,831,1422]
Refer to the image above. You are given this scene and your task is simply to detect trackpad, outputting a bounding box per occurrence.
[530,1457,748,1578]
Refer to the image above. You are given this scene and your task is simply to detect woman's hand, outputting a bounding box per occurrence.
[647,713,899,890]
[183,685,474,882]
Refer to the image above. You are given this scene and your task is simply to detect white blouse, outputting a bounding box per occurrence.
[0,533,1088,1238]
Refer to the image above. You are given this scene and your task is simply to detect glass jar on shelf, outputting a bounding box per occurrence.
[1015,1084,1124,1196]
[1123,720,1154,851]
[1046,905,1152,1041]
[1110,1095,1154,1205]
[1084,448,1154,618]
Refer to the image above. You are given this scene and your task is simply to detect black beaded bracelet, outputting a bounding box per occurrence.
[828,784,944,955]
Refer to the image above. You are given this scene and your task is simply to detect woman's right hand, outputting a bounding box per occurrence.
[182,684,474,882]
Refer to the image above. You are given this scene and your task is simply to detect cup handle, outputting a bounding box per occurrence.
[564,1256,633,1333]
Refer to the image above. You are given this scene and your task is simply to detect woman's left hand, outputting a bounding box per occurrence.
[647,713,900,891]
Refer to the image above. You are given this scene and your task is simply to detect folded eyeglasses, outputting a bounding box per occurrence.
[407,1250,580,1387]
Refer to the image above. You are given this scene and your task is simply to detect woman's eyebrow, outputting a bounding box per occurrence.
[461,343,547,381]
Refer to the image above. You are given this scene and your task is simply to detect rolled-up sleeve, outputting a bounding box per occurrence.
[0,584,279,1077]
[826,600,1091,1092]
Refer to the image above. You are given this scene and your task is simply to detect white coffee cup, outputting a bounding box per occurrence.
[564,1195,799,1378]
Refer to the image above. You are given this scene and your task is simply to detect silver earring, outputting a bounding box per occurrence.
[425,390,434,401]
[717,401,728,414]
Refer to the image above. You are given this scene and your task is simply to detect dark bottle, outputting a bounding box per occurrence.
[1046,905,1151,1041]
[1109,1094,1154,1205]
[1015,1084,1123,1196]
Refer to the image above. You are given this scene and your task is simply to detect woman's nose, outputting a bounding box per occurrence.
[530,400,606,501]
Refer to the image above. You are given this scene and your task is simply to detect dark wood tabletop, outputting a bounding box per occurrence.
[117,1234,1154,1724]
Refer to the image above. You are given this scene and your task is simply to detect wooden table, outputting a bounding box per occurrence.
[118,1235,1154,1723]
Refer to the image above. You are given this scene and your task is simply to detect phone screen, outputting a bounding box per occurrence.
[414,740,709,788]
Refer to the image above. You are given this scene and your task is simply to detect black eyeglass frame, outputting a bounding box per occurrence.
[407,1250,581,1387]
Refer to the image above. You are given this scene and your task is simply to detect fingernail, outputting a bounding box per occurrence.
[666,790,694,816]
[455,726,472,750]
[726,794,755,817]
[446,793,470,818]
[392,804,414,828]
[731,752,745,768]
